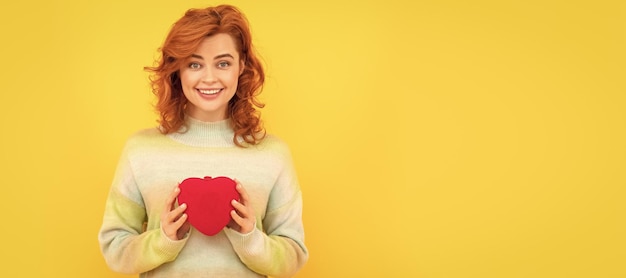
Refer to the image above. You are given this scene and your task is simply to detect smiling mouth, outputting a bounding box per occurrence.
[197,88,223,95]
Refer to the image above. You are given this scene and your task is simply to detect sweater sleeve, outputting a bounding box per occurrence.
[224,145,309,278]
[98,144,188,274]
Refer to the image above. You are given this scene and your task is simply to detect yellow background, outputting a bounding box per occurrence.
[1,0,624,277]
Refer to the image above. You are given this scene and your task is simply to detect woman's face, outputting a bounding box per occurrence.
[179,33,243,122]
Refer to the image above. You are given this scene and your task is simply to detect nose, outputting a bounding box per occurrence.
[201,67,217,83]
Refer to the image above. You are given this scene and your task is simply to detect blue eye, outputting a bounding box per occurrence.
[217,61,230,68]
[189,62,201,69]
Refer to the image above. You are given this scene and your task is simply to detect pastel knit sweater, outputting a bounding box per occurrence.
[98,117,308,277]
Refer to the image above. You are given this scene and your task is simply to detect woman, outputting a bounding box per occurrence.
[98,5,308,277]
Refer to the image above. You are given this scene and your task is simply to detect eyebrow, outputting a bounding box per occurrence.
[190,53,235,60]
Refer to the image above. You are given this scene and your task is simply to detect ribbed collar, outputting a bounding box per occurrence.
[167,116,237,148]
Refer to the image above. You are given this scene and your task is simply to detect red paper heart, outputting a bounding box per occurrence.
[177,176,240,236]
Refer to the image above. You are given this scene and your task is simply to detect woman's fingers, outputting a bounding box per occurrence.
[173,209,188,226]
[161,186,188,240]
[231,199,249,218]
[170,203,187,221]
[230,206,245,222]
[165,186,180,211]
[235,180,250,205]
[230,205,253,233]
[230,180,255,234]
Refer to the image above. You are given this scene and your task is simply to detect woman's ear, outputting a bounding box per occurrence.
[239,60,245,76]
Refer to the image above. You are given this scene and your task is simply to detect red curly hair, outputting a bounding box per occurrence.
[145,5,265,146]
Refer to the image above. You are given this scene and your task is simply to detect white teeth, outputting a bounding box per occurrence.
[198,89,221,95]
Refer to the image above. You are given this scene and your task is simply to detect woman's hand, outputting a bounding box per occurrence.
[228,180,256,234]
[161,186,191,241]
